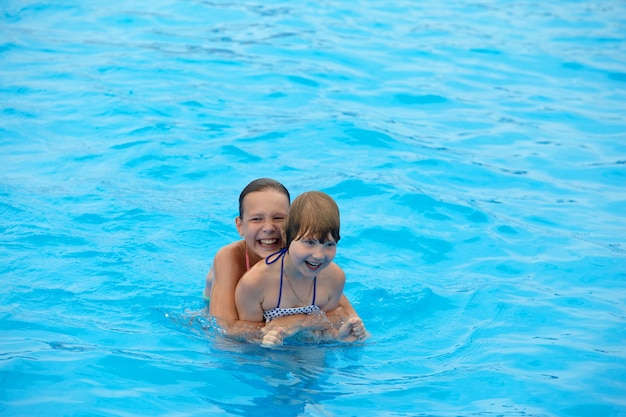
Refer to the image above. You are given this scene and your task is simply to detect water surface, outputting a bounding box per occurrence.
[1,0,625,416]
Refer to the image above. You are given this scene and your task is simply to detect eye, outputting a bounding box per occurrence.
[325,241,337,248]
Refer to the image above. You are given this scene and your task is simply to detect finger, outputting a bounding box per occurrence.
[261,335,283,348]
[261,336,277,347]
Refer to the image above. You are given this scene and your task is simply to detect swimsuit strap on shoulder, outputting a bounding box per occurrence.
[276,253,285,308]
[265,247,287,265]
[265,248,288,309]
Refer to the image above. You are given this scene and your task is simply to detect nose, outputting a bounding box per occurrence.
[311,244,325,260]
[263,219,276,232]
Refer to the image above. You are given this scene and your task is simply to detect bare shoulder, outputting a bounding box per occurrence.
[212,241,247,290]
[210,241,247,319]
[235,260,272,307]
[316,262,346,312]
[214,240,245,263]
[324,262,346,284]
[238,259,270,286]
[213,241,246,274]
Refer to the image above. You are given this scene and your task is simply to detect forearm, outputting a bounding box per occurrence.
[321,315,368,343]
[260,314,334,348]
[214,317,265,343]
[264,313,333,337]
[262,300,354,336]
[260,311,368,347]
[337,294,357,317]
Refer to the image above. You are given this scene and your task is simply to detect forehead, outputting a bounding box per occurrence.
[242,189,289,215]
[298,230,336,243]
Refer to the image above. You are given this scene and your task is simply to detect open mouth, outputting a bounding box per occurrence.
[305,261,322,270]
[258,238,279,248]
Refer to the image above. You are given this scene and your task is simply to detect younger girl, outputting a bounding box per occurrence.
[235,191,366,346]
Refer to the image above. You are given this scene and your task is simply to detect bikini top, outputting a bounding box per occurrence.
[262,248,320,322]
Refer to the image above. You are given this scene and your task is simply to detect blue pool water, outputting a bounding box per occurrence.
[1,0,625,416]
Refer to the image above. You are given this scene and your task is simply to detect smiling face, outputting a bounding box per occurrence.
[287,233,337,279]
[236,189,290,260]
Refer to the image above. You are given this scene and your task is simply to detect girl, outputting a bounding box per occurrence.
[235,191,366,346]
[206,178,290,321]
[206,179,365,342]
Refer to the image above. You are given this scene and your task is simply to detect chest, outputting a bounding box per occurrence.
[261,275,333,311]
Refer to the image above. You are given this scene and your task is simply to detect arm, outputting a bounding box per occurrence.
[261,302,369,347]
[320,296,369,343]
[262,294,357,335]
[208,246,264,340]
[203,267,213,301]
[321,316,368,343]
[234,270,265,323]
[263,311,336,337]
[319,266,369,343]
[320,294,359,325]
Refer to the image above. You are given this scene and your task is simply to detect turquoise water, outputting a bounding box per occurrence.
[1,0,625,416]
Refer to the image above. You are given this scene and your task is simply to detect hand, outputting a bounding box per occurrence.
[335,316,369,342]
[350,317,368,340]
[261,327,285,348]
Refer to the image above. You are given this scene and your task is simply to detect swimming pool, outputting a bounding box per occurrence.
[1,0,625,415]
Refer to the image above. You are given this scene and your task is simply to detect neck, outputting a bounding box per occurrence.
[247,250,263,266]
[242,242,261,270]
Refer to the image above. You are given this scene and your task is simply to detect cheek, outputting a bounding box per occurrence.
[243,223,261,237]
[286,242,297,253]
[291,244,311,259]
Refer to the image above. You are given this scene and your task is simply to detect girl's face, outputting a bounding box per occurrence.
[236,189,289,259]
[287,233,337,279]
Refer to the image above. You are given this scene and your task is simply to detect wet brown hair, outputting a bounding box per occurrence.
[238,178,290,218]
[284,191,341,246]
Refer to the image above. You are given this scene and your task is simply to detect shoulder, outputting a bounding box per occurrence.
[239,259,271,286]
[235,261,271,305]
[316,262,345,293]
[238,260,281,301]
[316,262,345,311]
[328,263,346,290]
[211,241,248,291]
[213,241,246,271]
[215,240,245,261]
[323,262,345,283]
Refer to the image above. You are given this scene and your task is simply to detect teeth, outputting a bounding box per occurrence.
[260,239,277,245]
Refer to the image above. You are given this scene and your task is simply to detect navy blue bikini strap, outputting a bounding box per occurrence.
[312,276,317,305]
[265,248,287,309]
[265,247,287,265]
[276,253,285,309]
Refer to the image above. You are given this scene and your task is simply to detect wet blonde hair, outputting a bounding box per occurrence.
[284,191,341,246]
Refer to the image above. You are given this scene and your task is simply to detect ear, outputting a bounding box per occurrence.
[235,216,244,237]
